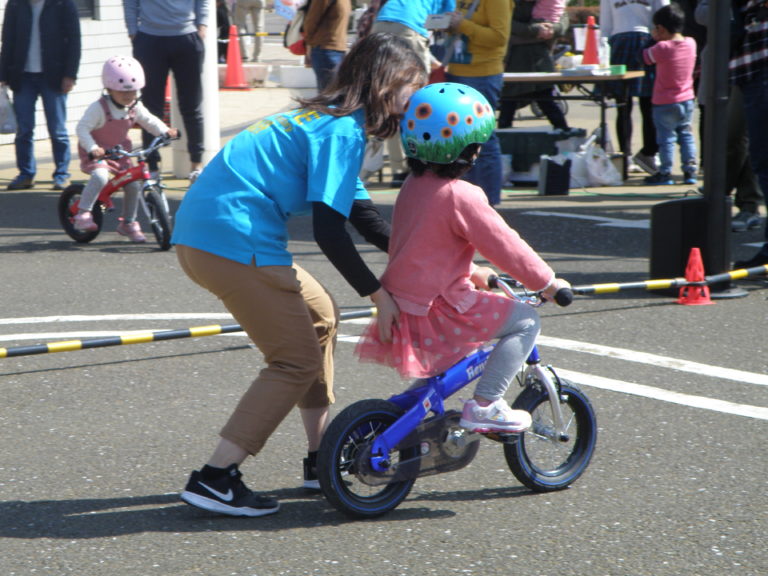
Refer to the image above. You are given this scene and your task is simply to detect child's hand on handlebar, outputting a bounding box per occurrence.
[370,287,400,343]
[165,128,179,139]
[470,265,496,290]
[88,146,105,161]
[541,277,572,305]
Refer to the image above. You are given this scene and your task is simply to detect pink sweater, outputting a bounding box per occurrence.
[381,172,554,316]
[642,37,697,105]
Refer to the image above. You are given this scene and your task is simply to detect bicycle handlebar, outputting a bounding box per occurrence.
[488,274,573,307]
[90,132,183,161]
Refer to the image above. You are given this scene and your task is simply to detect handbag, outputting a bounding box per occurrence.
[284,2,310,56]
[283,0,337,57]
[0,86,17,135]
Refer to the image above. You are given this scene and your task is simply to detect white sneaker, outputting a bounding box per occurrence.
[459,399,532,434]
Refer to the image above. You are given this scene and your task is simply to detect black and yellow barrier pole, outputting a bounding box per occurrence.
[571,264,768,296]
[0,309,376,359]
[2,264,766,360]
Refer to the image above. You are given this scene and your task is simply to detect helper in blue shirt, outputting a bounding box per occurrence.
[174,33,427,518]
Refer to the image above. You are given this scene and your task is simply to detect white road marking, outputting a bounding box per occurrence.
[1,314,766,420]
[521,210,650,229]
[557,369,768,421]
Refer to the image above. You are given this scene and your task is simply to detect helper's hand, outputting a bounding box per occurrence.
[470,266,496,290]
[370,287,399,343]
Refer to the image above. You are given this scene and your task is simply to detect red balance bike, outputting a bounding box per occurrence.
[58,134,179,251]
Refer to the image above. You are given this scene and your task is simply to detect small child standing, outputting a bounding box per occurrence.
[74,56,177,242]
[642,4,698,185]
[356,83,570,434]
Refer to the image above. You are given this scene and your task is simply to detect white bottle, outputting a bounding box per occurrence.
[599,37,611,69]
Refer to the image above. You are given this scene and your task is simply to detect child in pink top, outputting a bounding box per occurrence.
[531,0,566,25]
[73,56,177,242]
[641,4,698,185]
[356,83,570,434]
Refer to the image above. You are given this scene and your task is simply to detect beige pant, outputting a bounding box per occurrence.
[176,245,339,455]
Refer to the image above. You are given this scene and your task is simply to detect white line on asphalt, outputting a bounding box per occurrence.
[537,335,768,386]
[521,210,651,229]
[556,369,768,421]
[0,313,233,325]
[3,317,766,420]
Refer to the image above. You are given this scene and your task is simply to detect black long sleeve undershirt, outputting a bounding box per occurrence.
[312,200,391,297]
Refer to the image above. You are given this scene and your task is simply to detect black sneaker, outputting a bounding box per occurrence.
[734,249,768,269]
[303,456,320,491]
[180,463,280,517]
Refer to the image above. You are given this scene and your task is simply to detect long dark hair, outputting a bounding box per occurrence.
[298,33,427,139]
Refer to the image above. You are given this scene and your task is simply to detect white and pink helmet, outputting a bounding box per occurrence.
[102,56,145,91]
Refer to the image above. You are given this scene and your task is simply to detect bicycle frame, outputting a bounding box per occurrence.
[366,285,569,474]
[95,162,151,212]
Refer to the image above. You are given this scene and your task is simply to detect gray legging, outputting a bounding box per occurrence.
[409,302,541,401]
[79,167,143,222]
[474,301,540,401]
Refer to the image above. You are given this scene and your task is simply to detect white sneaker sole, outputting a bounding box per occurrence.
[180,490,280,517]
[459,418,530,434]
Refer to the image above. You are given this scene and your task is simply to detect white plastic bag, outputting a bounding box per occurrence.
[568,134,622,188]
[0,86,17,135]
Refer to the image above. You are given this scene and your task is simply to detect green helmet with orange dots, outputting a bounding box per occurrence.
[400,82,496,164]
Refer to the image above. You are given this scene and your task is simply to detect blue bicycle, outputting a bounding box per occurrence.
[317,276,597,518]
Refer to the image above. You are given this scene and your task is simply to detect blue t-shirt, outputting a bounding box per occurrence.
[172,108,369,266]
[376,0,456,38]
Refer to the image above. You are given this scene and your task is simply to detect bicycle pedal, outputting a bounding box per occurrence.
[483,430,523,443]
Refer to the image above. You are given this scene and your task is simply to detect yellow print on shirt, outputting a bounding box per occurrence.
[247,108,322,135]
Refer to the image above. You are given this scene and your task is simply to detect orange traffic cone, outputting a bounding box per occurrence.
[678,247,713,305]
[581,16,599,66]
[222,25,250,90]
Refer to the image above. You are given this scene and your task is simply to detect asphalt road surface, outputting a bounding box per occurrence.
[1,174,767,576]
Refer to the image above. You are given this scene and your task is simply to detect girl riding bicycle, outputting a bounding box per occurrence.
[73,56,177,242]
[356,82,570,434]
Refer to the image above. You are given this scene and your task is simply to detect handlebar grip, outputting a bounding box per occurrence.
[487,274,499,290]
[554,288,574,307]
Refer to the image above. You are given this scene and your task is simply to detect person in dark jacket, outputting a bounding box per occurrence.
[0,0,81,190]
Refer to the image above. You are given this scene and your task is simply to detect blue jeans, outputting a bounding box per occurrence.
[652,99,697,176]
[445,72,503,205]
[310,48,344,92]
[14,72,71,182]
[740,67,768,245]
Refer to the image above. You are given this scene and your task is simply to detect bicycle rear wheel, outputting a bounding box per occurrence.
[143,185,172,250]
[58,184,103,243]
[317,399,418,519]
[505,379,596,492]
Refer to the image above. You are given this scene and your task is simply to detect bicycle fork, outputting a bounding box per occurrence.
[524,350,570,442]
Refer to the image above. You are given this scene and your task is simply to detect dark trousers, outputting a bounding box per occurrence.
[133,31,205,169]
[616,95,658,157]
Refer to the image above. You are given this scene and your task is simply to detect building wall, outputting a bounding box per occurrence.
[0,0,132,146]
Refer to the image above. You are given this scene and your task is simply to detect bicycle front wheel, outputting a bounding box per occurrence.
[317,399,418,519]
[58,184,103,243]
[505,379,596,492]
[143,186,172,250]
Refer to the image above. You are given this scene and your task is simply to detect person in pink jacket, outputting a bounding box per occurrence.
[356,82,570,434]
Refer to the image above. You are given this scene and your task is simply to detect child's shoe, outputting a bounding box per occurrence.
[73,211,98,232]
[460,398,532,434]
[116,219,147,243]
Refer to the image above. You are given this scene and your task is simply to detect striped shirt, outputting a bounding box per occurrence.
[729,0,768,84]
